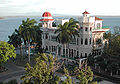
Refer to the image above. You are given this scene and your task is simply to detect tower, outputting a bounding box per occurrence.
[40,11,54,28]
[82,10,90,22]
[79,10,92,58]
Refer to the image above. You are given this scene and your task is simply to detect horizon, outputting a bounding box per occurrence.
[2,14,120,18]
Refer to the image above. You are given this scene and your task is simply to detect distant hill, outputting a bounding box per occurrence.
[0,17,4,19]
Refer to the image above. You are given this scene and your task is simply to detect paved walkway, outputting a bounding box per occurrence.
[0,61,25,82]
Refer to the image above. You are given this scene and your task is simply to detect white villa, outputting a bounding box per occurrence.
[40,11,109,64]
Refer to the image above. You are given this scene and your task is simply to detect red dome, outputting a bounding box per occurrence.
[42,11,52,17]
[82,11,90,14]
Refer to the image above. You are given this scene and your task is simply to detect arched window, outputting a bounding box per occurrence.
[72,49,73,58]
[81,38,83,45]
[46,46,48,50]
[66,49,68,56]
[52,46,54,52]
[90,27,92,31]
[85,27,88,31]
[77,38,79,45]
[89,38,91,44]
[93,39,94,44]
[69,49,71,57]
[85,38,88,45]
[97,23,101,28]
[77,51,79,57]
[85,53,87,57]
[45,34,48,39]
[81,53,82,58]
[81,27,83,29]
[80,27,83,31]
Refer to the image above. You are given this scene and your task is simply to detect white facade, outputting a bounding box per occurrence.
[55,19,69,26]
[40,11,109,63]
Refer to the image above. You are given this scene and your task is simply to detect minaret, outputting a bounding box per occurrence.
[40,11,54,28]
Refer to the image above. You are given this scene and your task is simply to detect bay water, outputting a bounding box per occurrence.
[0,16,120,41]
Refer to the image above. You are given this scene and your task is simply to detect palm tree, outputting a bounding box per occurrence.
[19,18,37,63]
[33,25,43,53]
[8,29,23,56]
[55,18,79,58]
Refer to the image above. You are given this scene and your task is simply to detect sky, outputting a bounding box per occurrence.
[0,0,120,16]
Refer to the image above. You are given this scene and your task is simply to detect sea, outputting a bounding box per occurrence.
[0,16,120,42]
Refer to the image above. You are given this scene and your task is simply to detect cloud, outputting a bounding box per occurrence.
[0,0,47,16]
[0,0,12,4]
[0,0,120,16]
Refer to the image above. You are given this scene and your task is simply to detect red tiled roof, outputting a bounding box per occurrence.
[82,11,90,14]
[40,19,54,21]
[95,16,103,21]
[42,11,52,17]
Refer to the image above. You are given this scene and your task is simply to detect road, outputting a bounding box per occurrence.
[0,61,25,82]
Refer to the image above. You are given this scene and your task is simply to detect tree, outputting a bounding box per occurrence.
[21,53,60,84]
[8,29,23,56]
[61,67,74,84]
[76,66,97,84]
[0,41,16,66]
[21,53,76,84]
[96,38,102,45]
[103,32,112,39]
[87,54,95,66]
[19,18,37,63]
[55,18,79,58]
[113,26,120,34]
[33,25,43,53]
[104,35,120,57]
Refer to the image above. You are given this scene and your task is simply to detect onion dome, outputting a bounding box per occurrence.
[40,11,54,22]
